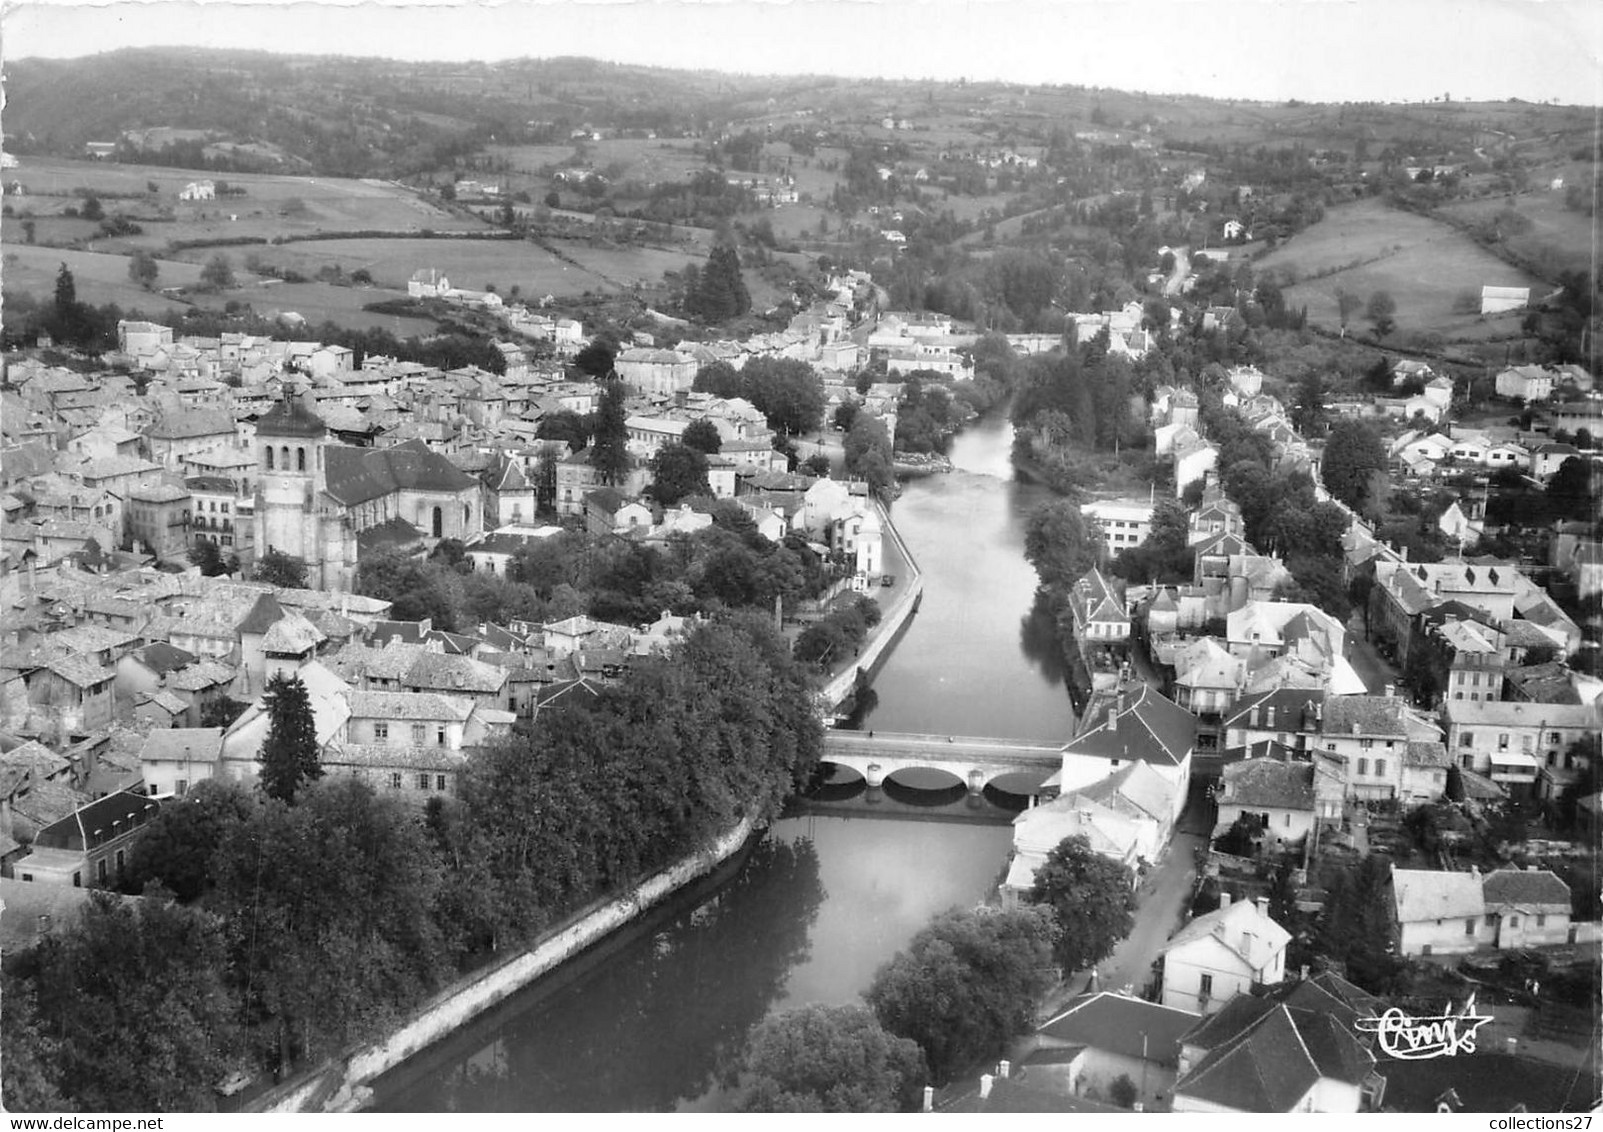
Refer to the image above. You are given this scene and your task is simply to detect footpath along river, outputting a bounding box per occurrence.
[370,410,1077,1111]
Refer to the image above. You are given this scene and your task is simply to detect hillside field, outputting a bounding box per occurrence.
[1258,198,1546,340]
[1437,179,1598,279]
[6,158,488,251]
[213,236,640,297]
[2,243,212,310]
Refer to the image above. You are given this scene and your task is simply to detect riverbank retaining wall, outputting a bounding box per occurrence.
[251,815,760,1114]
[819,498,924,711]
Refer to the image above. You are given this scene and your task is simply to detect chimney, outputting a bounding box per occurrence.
[1384,683,1395,699]
[1256,895,1270,917]
[1265,706,1276,728]
[1220,891,1232,908]
[922,1086,934,1113]
[1300,965,1310,982]
[979,1074,994,1100]
[1106,704,1118,731]
[998,1060,1011,1079]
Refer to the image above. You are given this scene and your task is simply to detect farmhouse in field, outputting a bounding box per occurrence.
[408,269,452,299]
[1480,286,1530,315]
[179,180,216,201]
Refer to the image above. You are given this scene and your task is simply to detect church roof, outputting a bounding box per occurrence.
[324,440,478,506]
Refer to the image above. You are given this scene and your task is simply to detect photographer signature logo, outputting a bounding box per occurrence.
[1355,994,1493,1060]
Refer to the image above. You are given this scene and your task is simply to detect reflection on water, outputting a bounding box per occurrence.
[372,836,824,1112]
[1019,587,1071,686]
[371,810,1013,1112]
[858,412,1076,742]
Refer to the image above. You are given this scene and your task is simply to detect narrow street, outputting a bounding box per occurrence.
[1344,613,1404,695]
[1034,806,1209,1021]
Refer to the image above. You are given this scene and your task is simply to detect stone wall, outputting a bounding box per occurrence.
[251,815,759,1114]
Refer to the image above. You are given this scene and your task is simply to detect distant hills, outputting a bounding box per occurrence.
[3,47,1595,180]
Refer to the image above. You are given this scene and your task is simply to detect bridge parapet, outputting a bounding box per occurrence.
[821,730,1062,792]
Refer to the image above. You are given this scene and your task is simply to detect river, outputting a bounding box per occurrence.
[369,410,1077,1112]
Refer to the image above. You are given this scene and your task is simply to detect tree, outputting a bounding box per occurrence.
[574,338,616,378]
[647,442,710,506]
[259,672,321,804]
[1024,499,1103,590]
[80,195,104,222]
[1321,420,1387,512]
[1335,287,1361,333]
[844,412,895,500]
[689,242,751,322]
[200,696,248,730]
[801,453,831,477]
[1027,835,1136,976]
[743,357,826,436]
[536,409,591,452]
[833,401,860,433]
[681,417,723,455]
[589,379,630,486]
[1292,372,1327,436]
[253,548,309,589]
[200,252,236,290]
[694,360,745,399]
[1546,456,1599,521]
[128,248,160,290]
[1365,290,1397,337]
[1,970,65,1112]
[209,779,450,1074]
[353,547,456,629]
[734,1004,924,1113]
[29,893,239,1111]
[120,780,257,902]
[866,905,1057,1084]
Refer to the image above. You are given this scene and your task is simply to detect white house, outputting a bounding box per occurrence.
[1390,867,1491,956]
[408,269,452,299]
[179,180,216,202]
[1481,286,1531,316]
[1157,895,1290,1015]
[1480,867,1573,949]
[1496,364,1555,402]
[1212,757,1341,847]
[1082,498,1155,553]
[139,727,224,797]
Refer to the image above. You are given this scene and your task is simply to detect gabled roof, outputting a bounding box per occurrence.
[324,440,477,506]
[260,610,326,655]
[347,690,475,722]
[1161,897,1291,972]
[1222,688,1325,732]
[140,727,224,765]
[1322,695,1410,740]
[1064,682,1195,767]
[1037,992,1199,1068]
[1392,868,1485,923]
[1220,757,1316,811]
[1481,867,1570,909]
[1076,759,1175,823]
[1174,1005,1321,1111]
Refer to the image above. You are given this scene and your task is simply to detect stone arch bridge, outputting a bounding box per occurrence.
[820,730,1063,794]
